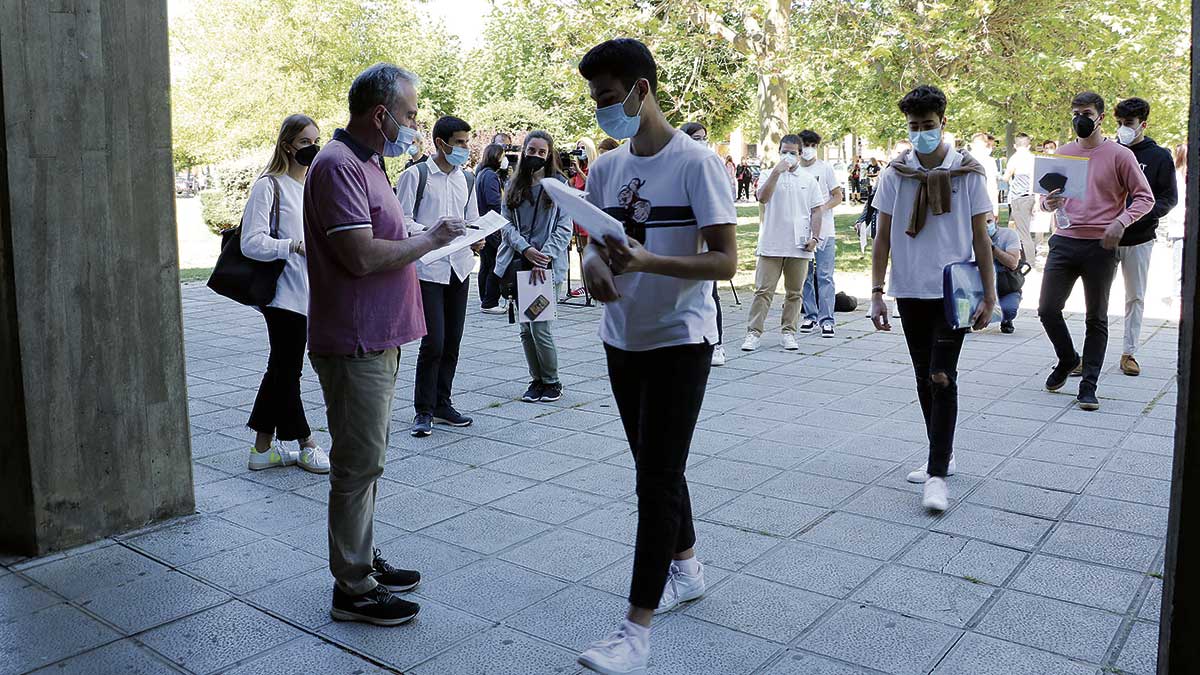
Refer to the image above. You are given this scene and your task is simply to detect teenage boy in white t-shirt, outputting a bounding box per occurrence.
[868,85,996,512]
[795,129,844,337]
[574,38,738,675]
[742,134,826,352]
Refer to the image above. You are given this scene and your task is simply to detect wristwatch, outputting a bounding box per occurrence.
[871,285,885,295]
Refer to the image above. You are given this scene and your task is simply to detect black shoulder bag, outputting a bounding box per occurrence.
[207,176,287,307]
[995,247,1031,296]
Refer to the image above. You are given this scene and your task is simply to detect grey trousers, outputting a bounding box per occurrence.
[520,284,561,384]
[310,347,399,595]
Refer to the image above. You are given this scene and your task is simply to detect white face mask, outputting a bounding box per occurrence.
[1117,124,1141,146]
[499,156,510,170]
[781,152,798,167]
[801,147,817,161]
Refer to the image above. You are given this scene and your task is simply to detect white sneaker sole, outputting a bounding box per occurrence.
[298,461,330,475]
[374,578,421,593]
[577,655,647,675]
[654,585,705,614]
[433,417,472,427]
[329,608,418,626]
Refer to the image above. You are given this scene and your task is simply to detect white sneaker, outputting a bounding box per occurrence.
[781,334,800,351]
[247,444,297,471]
[741,334,761,351]
[297,444,330,474]
[905,455,957,483]
[922,476,949,511]
[654,561,706,614]
[481,305,507,315]
[711,345,727,367]
[577,622,649,675]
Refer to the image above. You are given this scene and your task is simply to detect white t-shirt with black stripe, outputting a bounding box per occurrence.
[584,130,737,351]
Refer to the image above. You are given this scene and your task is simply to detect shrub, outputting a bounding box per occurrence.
[200,152,268,235]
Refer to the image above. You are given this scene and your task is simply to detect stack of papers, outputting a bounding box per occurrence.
[538,178,627,243]
[419,211,509,264]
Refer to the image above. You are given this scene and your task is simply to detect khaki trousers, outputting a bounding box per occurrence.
[747,256,811,336]
[1009,195,1037,260]
[310,348,400,595]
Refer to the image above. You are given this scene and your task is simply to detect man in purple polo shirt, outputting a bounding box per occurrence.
[304,63,463,626]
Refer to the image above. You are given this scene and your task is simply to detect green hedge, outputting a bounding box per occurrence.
[200,153,268,236]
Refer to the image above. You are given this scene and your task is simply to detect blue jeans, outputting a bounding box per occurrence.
[803,237,836,325]
[998,292,1021,322]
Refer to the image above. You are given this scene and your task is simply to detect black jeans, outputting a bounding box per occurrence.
[896,299,966,478]
[712,281,723,345]
[247,307,311,441]
[1038,235,1118,392]
[415,273,469,414]
[478,234,502,309]
[737,180,752,201]
[606,342,712,609]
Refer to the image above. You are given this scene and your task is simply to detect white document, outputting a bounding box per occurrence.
[538,177,627,243]
[1033,154,1090,201]
[516,270,557,324]
[419,210,508,265]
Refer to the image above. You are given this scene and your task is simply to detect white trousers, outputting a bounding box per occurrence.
[1116,240,1155,356]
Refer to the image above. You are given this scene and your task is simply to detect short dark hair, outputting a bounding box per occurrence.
[798,130,821,146]
[579,38,659,95]
[780,134,802,149]
[432,116,471,144]
[1114,97,1150,122]
[479,143,504,171]
[898,85,947,118]
[1071,91,1105,114]
[348,63,419,116]
[680,122,707,137]
[1014,133,1032,147]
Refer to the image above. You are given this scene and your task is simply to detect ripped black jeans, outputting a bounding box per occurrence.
[896,298,967,478]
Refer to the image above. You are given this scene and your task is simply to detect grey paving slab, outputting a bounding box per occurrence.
[745,541,884,598]
[408,625,578,675]
[932,504,1053,551]
[483,449,590,481]
[1140,578,1164,622]
[852,564,995,627]
[21,544,167,601]
[139,600,302,674]
[690,520,781,570]
[420,507,549,555]
[373,533,483,582]
[181,539,323,595]
[26,640,181,675]
[1041,521,1161,571]
[994,458,1096,493]
[1116,621,1160,675]
[687,457,782,491]
[974,590,1122,662]
[319,598,490,672]
[759,651,885,675]
[1085,471,1172,508]
[683,573,834,643]
[419,558,567,621]
[0,603,121,675]
[799,604,960,675]
[194,476,274,513]
[644,615,781,675]
[218,492,326,536]
[504,585,629,652]
[427,467,537,505]
[77,569,229,634]
[221,636,391,675]
[899,533,1027,587]
[243,569,335,631]
[931,632,1097,675]
[271,516,402,558]
[565,501,639,544]
[797,452,897,484]
[798,512,925,560]
[965,479,1075,520]
[841,486,948,527]
[373,486,474,532]
[499,529,632,582]
[1010,554,1144,613]
[550,461,637,499]
[705,493,827,537]
[1065,495,1170,539]
[1105,450,1174,481]
[757,470,866,508]
[0,573,58,620]
[1016,440,1112,468]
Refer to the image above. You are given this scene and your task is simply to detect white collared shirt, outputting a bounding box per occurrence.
[396,157,480,284]
[755,168,827,259]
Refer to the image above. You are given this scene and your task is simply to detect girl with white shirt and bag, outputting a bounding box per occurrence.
[240,114,329,474]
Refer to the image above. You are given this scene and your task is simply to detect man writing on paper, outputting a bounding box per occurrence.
[396,115,483,438]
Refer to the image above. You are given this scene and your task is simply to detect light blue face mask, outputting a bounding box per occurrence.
[908,127,943,155]
[595,80,645,140]
[987,220,997,237]
[381,109,416,157]
[444,144,470,166]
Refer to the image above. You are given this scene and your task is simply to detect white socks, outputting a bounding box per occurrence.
[674,556,701,576]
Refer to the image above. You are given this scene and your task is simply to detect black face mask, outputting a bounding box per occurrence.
[295,144,320,167]
[521,155,546,174]
[1072,115,1096,139]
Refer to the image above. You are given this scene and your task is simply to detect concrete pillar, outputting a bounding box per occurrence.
[0,0,193,555]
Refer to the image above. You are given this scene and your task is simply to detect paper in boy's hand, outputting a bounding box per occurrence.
[516,270,557,323]
[1033,154,1089,201]
[538,177,627,244]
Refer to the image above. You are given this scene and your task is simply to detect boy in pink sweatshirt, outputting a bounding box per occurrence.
[1039,91,1154,411]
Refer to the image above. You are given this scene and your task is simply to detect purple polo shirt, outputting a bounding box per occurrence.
[304,129,426,355]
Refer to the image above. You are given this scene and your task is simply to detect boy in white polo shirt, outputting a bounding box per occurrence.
[742,134,826,352]
[574,38,738,675]
[868,85,995,512]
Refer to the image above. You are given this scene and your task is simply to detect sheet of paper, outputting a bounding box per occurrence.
[1033,153,1090,201]
[538,177,627,243]
[516,270,557,324]
[419,211,509,264]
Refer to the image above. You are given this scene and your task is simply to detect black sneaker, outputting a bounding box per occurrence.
[372,548,421,592]
[1045,353,1081,392]
[1000,320,1014,334]
[821,323,835,338]
[433,406,473,427]
[1077,389,1101,411]
[331,584,419,626]
[799,320,816,334]
[540,382,563,402]
[411,413,433,437]
[522,381,544,403]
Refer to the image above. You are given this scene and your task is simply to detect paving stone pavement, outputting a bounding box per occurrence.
[1,282,1177,674]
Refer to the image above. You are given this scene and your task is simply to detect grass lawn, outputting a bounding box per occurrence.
[180,267,212,283]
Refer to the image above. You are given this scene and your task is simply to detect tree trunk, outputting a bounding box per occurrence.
[757,0,790,163]
[1004,119,1016,158]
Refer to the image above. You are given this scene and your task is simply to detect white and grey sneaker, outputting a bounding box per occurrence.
[297,444,330,474]
[905,455,957,483]
[711,345,727,367]
[781,334,800,351]
[922,476,949,511]
[247,444,297,471]
[741,334,761,352]
[578,621,649,675]
[654,561,705,614]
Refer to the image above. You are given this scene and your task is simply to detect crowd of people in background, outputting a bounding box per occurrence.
[223,34,1189,675]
